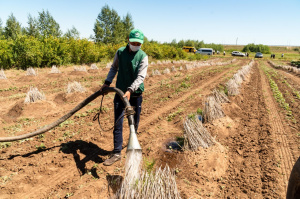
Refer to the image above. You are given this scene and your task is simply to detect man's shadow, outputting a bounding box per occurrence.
[59,140,111,178]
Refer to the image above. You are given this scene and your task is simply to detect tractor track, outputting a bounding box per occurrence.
[219,62,282,198]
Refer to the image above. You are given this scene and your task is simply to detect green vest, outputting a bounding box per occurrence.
[116,45,147,94]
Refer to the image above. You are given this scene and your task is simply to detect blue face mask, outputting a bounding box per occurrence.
[129,44,141,52]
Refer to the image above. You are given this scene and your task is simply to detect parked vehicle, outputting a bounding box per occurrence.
[195,48,214,55]
[255,52,263,58]
[182,46,196,53]
[231,51,245,57]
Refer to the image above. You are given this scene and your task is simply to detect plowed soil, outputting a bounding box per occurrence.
[0,58,299,199]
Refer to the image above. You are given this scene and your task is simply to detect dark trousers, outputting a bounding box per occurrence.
[113,94,143,153]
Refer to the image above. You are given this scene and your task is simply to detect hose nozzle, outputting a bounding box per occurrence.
[127,125,142,151]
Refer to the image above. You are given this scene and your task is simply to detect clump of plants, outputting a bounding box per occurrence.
[106,62,112,68]
[50,65,61,74]
[171,66,176,72]
[226,60,254,96]
[74,65,87,72]
[212,88,230,104]
[0,69,7,79]
[152,69,161,76]
[67,81,86,93]
[163,68,170,74]
[226,79,239,95]
[116,165,181,199]
[183,114,215,150]
[26,67,37,76]
[90,63,98,70]
[24,87,45,103]
[203,96,225,122]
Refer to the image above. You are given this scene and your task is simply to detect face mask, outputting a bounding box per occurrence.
[129,44,141,52]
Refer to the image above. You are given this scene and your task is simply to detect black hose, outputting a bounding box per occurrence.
[0,87,134,142]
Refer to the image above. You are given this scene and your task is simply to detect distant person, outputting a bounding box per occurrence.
[281,53,284,58]
[223,51,226,56]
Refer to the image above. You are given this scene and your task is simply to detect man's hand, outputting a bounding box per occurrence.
[123,91,131,101]
[100,84,109,94]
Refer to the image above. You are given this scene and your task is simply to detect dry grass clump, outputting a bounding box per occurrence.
[268,60,300,75]
[183,114,215,150]
[106,62,112,68]
[116,165,181,199]
[226,79,239,95]
[152,69,161,76]
[74,65,87,72]
[226,60,254,96]
[163,68,170,74]
[50,65,61,74]
[67,81,86,93]
[203,96,225,123]
[24,87,45,103]
[162,60,171,64]
[156,60,162,65]
[185,64,193,70]
[0,69,7,79]
[171,66,176,72]
[90,63,98,70]
[212,88,230,104]
[26,67,37,76]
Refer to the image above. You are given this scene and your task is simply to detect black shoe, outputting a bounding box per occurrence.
[103,153,121,166]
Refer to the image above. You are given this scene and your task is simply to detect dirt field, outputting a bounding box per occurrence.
[0,57,299,198]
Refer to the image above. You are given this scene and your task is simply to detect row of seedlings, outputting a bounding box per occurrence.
[268,60,300,75]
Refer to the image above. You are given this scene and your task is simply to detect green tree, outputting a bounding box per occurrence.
[122,13,134,41]
[64,26,80,39]
[177,40,185,48]
[242,43,270,54]
[38,10,62,38]
[4,13,22,40]
[26,14,40,38]
[0,39,14,69]
[93,5,125,44]
[170,39,177,47]
[0,18,3,36]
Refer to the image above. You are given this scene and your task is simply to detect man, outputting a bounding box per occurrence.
[100,29,148,166]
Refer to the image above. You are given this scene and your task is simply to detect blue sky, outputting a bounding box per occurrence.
[0,0,299,46]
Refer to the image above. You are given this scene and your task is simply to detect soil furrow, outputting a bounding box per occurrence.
[259,62,295,194]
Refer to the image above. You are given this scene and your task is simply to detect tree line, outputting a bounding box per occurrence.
[242,43,270,54]
[0,5,224,69]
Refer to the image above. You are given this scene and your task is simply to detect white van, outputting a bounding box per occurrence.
[195,48,214,55]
